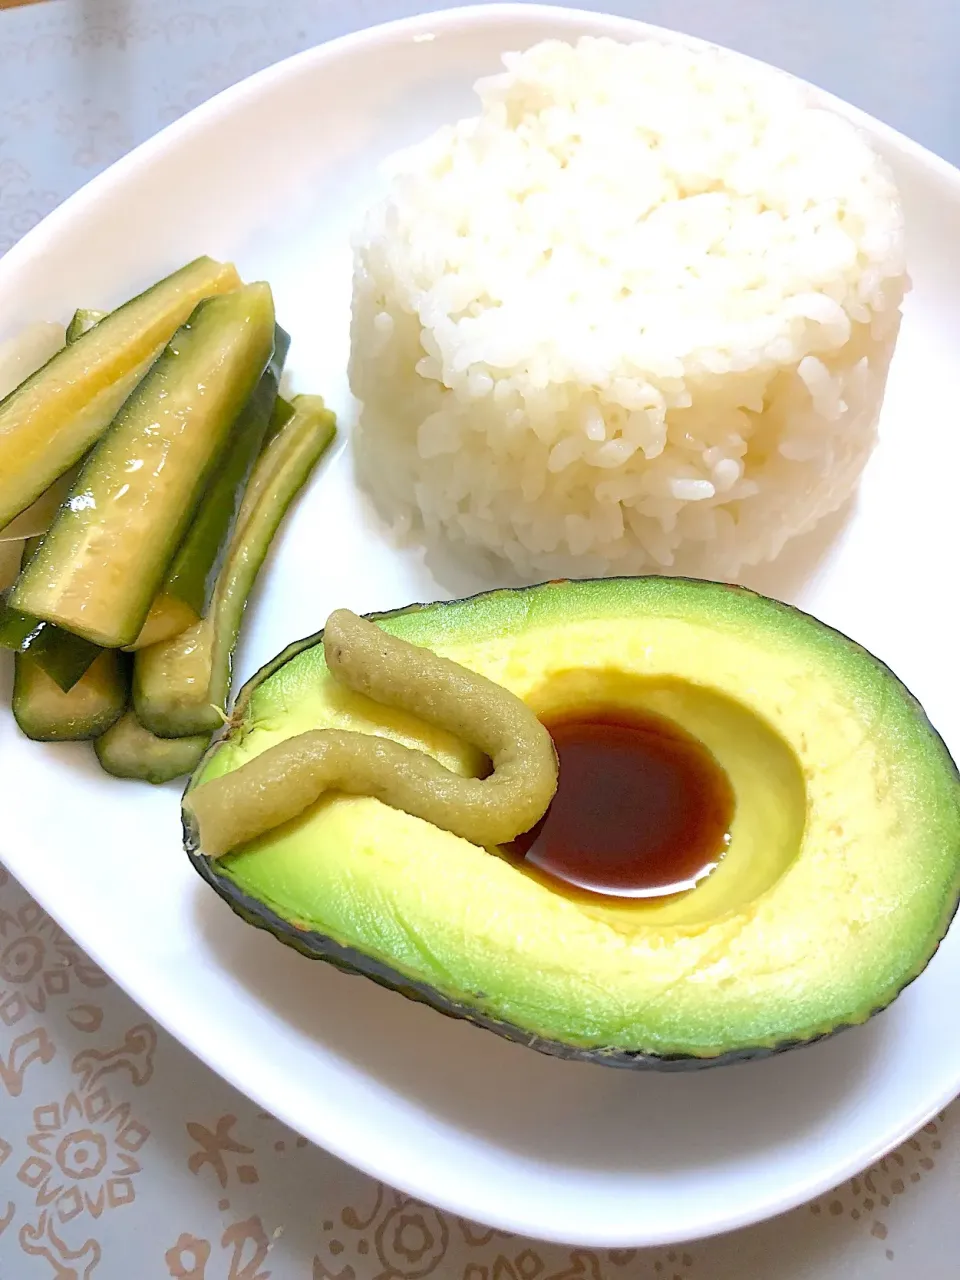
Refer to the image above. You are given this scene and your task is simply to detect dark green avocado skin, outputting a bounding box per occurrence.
[182,577,960,1071]
[184,814,851,1070]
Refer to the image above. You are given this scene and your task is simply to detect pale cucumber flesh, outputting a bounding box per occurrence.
[11,283,276,647]
[135,395,336,737]
[0,256,240,532]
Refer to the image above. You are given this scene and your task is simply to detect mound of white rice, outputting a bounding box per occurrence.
[350,36,906,580]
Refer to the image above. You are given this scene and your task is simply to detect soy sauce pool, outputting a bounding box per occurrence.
[507,707,735,900]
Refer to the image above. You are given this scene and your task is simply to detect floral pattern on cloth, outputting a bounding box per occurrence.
[2,0,960,1276]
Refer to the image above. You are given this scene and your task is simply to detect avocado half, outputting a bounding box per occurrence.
[183,578,960,1069]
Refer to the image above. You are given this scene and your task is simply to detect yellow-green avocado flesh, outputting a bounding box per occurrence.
[184,578,960,1067]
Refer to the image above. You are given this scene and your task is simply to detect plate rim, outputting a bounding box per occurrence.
[2,1,960,1247]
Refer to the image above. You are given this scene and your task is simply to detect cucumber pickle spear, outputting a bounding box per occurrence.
[11,283,276,648]
[261,392,296,449]
[124,326,291,652]
[0,308,105,544]
[0,600,102,691]
[135,394,336,738]
[165,325,292,618]
[0,256,240,532]
[0,539,102,691]
[95,710,209,784]
[13,648,127,742]
[0,301,87,544]
[124,596,199,654]
[0,309,112,683]
[65,309,106,344]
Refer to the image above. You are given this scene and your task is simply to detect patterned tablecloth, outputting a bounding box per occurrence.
[2,1,960,1276]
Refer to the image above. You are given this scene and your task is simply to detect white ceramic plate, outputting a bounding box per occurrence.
[2,2,960,1249]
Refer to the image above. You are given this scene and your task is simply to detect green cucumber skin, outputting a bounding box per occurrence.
[0,256,239,532]
[214,395,337,670]
[260,393,296,450]
[2,292,99,538]
[162,325,291,618]
[13,648,128,742]
[65,309,107,344]
[0,597,101,692]
[134,395,337,738]
[95,710,210,784]
[0,538,102,691]
[11,284,276,648]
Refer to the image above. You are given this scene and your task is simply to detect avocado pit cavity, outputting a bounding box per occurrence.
[507,704,735,901]
[186,607,559,857]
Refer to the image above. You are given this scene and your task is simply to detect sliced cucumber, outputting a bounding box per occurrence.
[95,710,210,784]
[0,286,84,544]
[134,394,336,738]
[125,595,199,653]
[65,309,107,344]
[13,648,127,742]
[124,326,291,652]
[0,321,65,402]
[11,283,276,648]
[0,313,96,546]
[6,308,108,544]
[0,537,103,691]
[0,601,102,692]
[164,325,292,618]
[0,256,241,532]
[261,393,296,449]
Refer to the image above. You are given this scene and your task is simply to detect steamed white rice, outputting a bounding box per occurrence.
[350,36,906,579]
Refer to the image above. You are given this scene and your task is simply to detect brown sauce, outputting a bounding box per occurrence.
[506,707,735,901]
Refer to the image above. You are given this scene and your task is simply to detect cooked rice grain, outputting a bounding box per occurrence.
[350,37,906,579]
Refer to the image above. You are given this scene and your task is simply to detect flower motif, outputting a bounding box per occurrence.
[374,1201,449,1279]
[393,1214,433,1264]
[17,1088,149,1222]
[341,1181,385,1231]
[187,1114,259,1189]
[462,1250,618,1280]
[456,1218,512,1247]
[464,1251,548,1280]
[71,1021,157,1091]
[541,1252,605,1280]
[808,1113,946,1260]
[67,1005,105,1035]
[0,899,105,1028]
[0,1026,56,1097]
[18,1209,101,1280]
[165,1217,272,1279]
[166,1232,212,1279]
